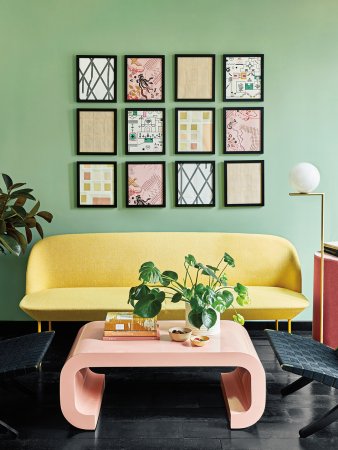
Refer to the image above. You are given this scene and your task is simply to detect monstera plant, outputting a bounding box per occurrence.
[128,253,250,330]
[0,173,53,256]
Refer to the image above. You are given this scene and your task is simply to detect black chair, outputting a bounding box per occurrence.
[0,331,55,438]
[266,330,338,438]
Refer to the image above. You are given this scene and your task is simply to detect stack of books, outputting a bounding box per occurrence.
[324,241,338,257]
[102,311,159,341]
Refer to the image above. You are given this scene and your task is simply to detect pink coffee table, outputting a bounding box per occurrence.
[60,320,266,430]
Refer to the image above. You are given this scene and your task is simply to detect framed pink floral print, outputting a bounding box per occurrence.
[224,107,263,154]
[126,162,166,207]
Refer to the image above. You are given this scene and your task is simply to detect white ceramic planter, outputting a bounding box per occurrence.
[185,303,220,336]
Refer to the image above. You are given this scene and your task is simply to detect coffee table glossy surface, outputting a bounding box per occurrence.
[60,320,266,430]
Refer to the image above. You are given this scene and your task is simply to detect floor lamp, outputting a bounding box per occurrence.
[289,163,324,343]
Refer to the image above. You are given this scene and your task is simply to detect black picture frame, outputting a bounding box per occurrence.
[77,109,117,155]
[175,108,215,155]
[223,107,264,154]
[175,54,215,101]
[224,160,265,207]
[125,55,165,103]
[125,108,166,155]
[77,161,117,208]
[223,54,264,102]
[126,161,166,208]
[175,161,215,207]
[76,55,117,103]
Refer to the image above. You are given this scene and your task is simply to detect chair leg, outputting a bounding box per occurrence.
[299,404,338,438]
[48,321,52,332]
[287,319,292,333]
[0,419,18,438]
[275,320,279,331]
[281,376,313,397]
[37,321,41,333]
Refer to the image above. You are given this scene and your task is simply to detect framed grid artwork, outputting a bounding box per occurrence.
[77,162,117,208]
[77,109,117,155]
[175,54,215,101]
[126,162,165,207]
[175,108,215,154]
[224,161,264,207]
[175,161,215,207]
[76,55,117,102]
[125,109,165,155]
[125,55,165,102]
[223,107,263,154]
[223,54,264,101]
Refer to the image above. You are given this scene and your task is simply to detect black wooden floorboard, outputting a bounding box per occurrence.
[0,329,337,449]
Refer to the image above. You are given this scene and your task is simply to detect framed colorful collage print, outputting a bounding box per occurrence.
[175,108,215,154]
[125,109,165,154]
[77,162,117,207]
[126,162,166,207]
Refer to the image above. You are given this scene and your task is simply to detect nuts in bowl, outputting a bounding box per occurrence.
[169,327,192,342]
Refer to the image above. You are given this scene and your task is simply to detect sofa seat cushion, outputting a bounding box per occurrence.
[20,286,308,322]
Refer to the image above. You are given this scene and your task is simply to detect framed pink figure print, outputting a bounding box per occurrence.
[125,56,165,102]
[126,162,166,207]
[224,108,263,154]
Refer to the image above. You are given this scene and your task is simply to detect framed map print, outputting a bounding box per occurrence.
[175,54,215,101]
[175,108,215,154]
[223,54,264,101]
[125,109,165,154]
[223,107,263,154]
[77,55,117,102]
[224,161,264,207]
[125,56,165,102]
[77,109,117,155]
[77,162,117,207]
[126,162,165,207]
[175,161,215,207]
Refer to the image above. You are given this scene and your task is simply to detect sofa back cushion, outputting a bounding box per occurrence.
[26,233,302,293]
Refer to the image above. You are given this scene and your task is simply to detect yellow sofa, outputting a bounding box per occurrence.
[20,232,308,332]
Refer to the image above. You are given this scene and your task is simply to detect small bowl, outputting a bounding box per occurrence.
[169,327,192,342]
[191,335,210,347]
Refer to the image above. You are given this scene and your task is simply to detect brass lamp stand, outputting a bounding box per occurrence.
[289,192,325,343]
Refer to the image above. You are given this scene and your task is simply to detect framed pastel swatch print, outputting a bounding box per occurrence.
[175,161,215,207]
[175,54,215,101]
[125,56,165,102]
[224,107,263,154]
[224,161,264,207]
[126,162,165,207]
[77,162,117,207]
[77,109,117,155]
[77,55,117,102]
[125,109,165,154]
[223,54,264,101]
[175,108,215,154]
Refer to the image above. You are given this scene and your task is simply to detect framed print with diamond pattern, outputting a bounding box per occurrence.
[175,161,215,207]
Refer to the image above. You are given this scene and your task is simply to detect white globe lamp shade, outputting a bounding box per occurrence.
[289,163,320,193]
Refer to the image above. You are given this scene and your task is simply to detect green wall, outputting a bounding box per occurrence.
[1,0,337,320]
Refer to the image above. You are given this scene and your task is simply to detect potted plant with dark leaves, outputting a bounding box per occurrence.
[0,174,53,256]
[128,253,250,336]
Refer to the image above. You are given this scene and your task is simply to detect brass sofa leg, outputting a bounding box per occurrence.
[288,319,292,333]
[37,321,41,333]
[275,320,279,331]
[48,321,52,331]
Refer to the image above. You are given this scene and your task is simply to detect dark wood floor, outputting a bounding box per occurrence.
[0,326,337,449]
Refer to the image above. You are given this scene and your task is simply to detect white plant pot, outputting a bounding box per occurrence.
[185,303,220,336]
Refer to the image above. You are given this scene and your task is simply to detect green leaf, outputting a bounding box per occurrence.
[11,205,27,219]
[10,183,26,190]
[171,292,182,303]
[223,252,235,267]
[36,222,44,239]
[0,219,6,234]
[128,284,150,306]
[133,290,164,318]
[190,294,205,312]
[138,261,162,284]
[219,275,228,286]
[185,254,197,267]
[0,235,21,256]
[182,287,192,300]
[233,313,245,325]
[196,263,217,279]
[194,283,206,296]
[2,174,13,190]
[202,308,217,329]
[234,283,248,296]
[28,200,40,217]
[206,265,219,272]
[10,192,36,201]
[14,196,27,207]
[188,309,203,329]
[212,290,234,313]
[221,290,234,308]
[36,211,53,223]
[236,294,250,307]
[161,270,178,286]
[25,217,36,228]
[25,226,32,244]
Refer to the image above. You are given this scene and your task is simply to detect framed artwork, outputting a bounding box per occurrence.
[175,54,215,101]
[77,162,117,207]
[175,161,215,207]
[125,55,165,102]
[175,108,215,154]
[125,109,165,155]
[126,162,165,207]
[77,109,117,155]
[223,54,264,101]
[224,161,264,207]
[76,55,117,102]
[223,107,263,154]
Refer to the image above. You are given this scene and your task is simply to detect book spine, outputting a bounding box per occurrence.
[102,335,160,341]
[103,330,158,337]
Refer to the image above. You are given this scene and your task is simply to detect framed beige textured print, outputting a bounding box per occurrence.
[77,109,117,155]
[175,108,215,154]
[224,161,264,206]
[77,162,117,207]
[175,54,215,101]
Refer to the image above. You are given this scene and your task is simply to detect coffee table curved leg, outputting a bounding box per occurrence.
[220,359,266,429]
[60,362,105,430]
